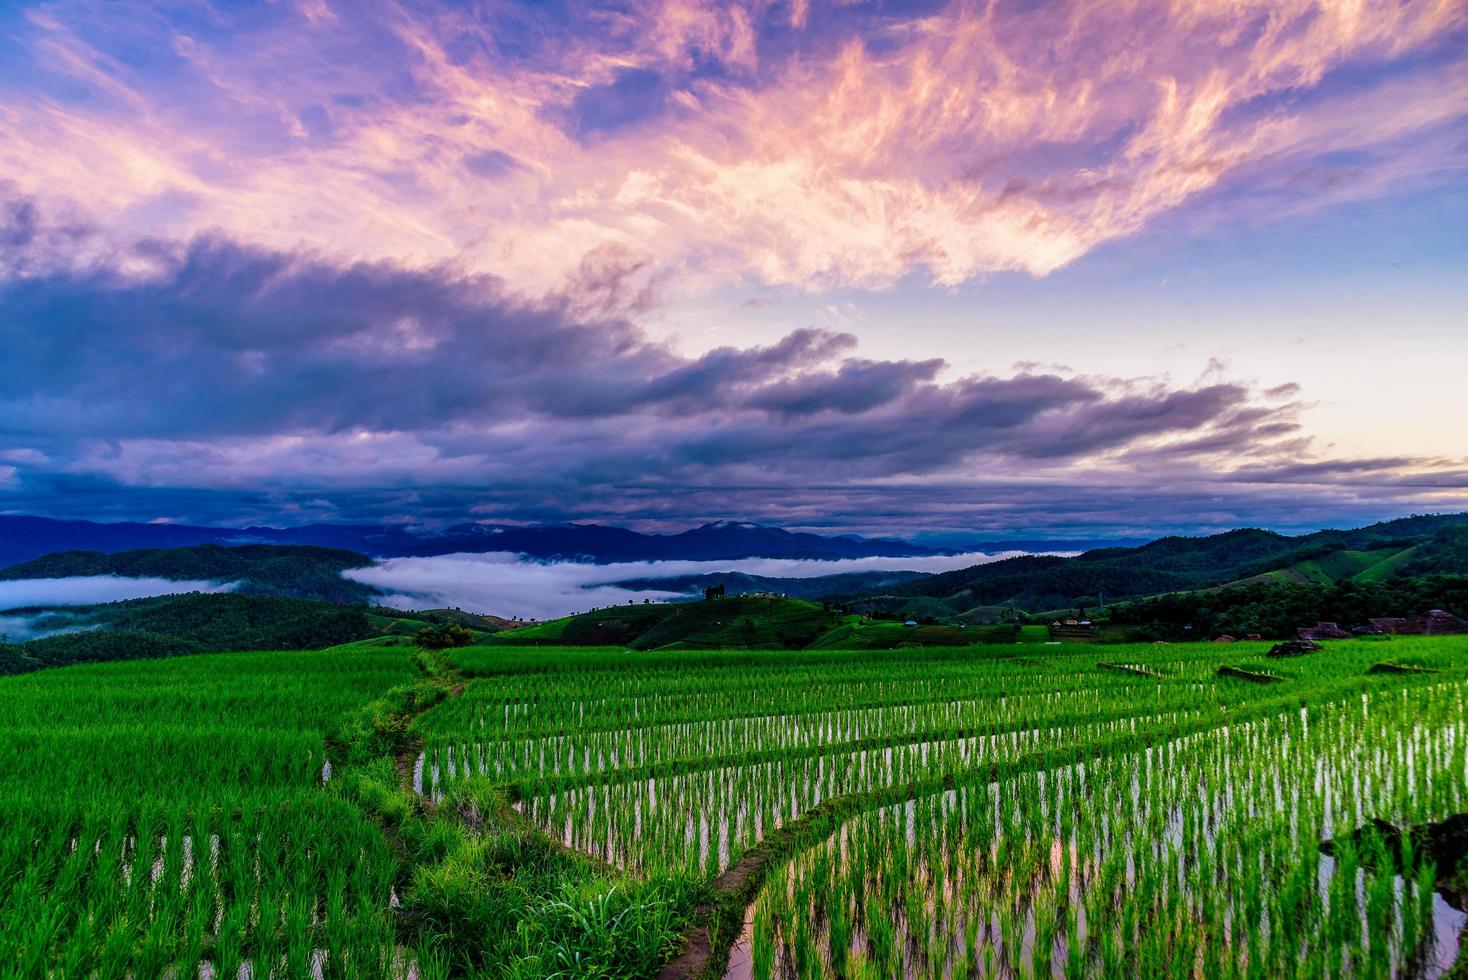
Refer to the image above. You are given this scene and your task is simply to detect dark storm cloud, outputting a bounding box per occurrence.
[1,193,1455,536]
[745,358,945,417]
[0,214,1292,460]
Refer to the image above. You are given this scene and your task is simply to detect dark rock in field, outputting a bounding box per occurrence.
[1266,638,1319,658]
[1321,814,1468,909]
[1217,665,1282,683]
[1099,662,1165,677]
[1367,661,1439,675]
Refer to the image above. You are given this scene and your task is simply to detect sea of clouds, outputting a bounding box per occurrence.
[345,551,1024,622]
[0,552,1037,636]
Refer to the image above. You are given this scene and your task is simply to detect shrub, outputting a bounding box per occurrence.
[414,622,476,650]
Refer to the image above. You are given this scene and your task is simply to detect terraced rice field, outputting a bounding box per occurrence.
[435,639,1468,977]
[0,648,418,977]
[3,637,1465,977]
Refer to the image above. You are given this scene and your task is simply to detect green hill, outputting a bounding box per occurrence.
[490,604,673,645]
[0,593,378,674]
[857,514,1468,615]
[0,543,376,604]
[487,595,1006,651]
[626,595,840,650]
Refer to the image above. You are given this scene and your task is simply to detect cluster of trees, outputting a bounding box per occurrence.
[413,622,476,650]
[1399,525,1468,577]
[0,631,204,675]
[84,593,376,649]
[1109,575,1468,640]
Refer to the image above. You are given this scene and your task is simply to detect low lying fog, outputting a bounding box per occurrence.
[0,575,236,610]
[0,576,238,640]
[345,551,1020,621]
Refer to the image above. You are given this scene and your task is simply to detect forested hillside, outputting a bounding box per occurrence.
[856,514,1468,616]
[0,593,375,674]
[1109,575,1468,640]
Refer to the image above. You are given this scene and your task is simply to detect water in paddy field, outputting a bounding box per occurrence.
[1429,892,1467,977]
[725,866,1467,979]
[183,947,429,979]
[723,904,756,980]
[734,695,1468,979]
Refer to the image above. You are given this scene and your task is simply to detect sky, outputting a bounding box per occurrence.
[0,0,1465,542]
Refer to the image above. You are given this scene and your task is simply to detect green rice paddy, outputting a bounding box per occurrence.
[2,636,1465,976]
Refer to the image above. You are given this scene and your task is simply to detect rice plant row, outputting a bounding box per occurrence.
[0,648,420,976]
[745,678,1468,978]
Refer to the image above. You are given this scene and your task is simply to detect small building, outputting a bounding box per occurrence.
[1369,610,1468,636]
[1423,609,1468,634]
[1213,635,1236,643]
[1368,617,1409,634]
[1245,633,1262,641]
[1297,621,1351,641]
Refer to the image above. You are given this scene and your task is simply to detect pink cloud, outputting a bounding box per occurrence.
[0,0,1461,297]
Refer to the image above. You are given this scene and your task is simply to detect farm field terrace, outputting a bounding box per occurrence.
[2,636,1466,977]
[0,647,419,976]
[433,638,1468,977]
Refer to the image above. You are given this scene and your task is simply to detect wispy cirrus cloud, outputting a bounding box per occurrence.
[0,0,1461,294]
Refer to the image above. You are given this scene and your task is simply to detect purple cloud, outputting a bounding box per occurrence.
[1,186,1462,538]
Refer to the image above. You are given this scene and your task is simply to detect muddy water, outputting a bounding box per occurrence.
[735,694,1468,979]
[723,905,757,980]
[188,947,423,980]
[1429,892,1467,977]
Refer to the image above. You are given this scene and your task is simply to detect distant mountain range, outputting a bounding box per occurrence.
[0,516,951,567]
[848,512,1468,617]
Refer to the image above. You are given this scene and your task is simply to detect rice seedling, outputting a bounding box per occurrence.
[0,648,418,977]
[4,633,1464,976]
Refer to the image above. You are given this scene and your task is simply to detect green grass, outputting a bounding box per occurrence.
[490,596,1022,651]
[5,633,1467,977]
[367,611,433,636]
[0,648,419,974]
[1354,544,1419,582]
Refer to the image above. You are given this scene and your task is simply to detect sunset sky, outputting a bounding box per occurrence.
[1,0,1465,541]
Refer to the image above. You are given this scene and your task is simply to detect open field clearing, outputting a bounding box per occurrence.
[1,636,1465,976]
